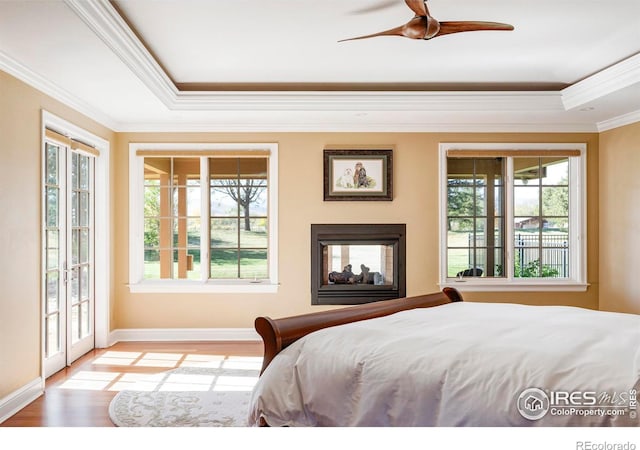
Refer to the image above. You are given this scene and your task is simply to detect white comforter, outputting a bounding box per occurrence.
[248,302,640,426]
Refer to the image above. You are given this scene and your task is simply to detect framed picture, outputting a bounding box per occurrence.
[324,148,393,201]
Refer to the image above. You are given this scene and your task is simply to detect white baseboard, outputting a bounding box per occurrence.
[0,377,43,424]
[107,327,261,346]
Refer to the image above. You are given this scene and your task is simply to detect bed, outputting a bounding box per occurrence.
[248,288,640,427]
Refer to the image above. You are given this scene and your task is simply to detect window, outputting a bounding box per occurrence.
[129,143,278,293]
[439,143,587,291]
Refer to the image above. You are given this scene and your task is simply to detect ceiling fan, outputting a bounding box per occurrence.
[339,0,514,42]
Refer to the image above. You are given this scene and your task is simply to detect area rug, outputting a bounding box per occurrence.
[109,365,259,427]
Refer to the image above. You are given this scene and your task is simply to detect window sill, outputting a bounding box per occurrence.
[128,280,279,294]
[439,280,590,292]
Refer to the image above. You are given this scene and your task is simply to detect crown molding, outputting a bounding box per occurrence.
[0,50,118,130]
[597,109,640,132]
[173,90,566,112]
[0,47,601,133]
[115,120,597,133]
[0,46,599,133]
[562,53,640,110]
[64,0,177,107]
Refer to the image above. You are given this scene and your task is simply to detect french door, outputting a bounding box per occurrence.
[43,138,95,377]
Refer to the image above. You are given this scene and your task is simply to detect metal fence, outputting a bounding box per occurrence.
[515,233,568,277]
[468,233,569,277]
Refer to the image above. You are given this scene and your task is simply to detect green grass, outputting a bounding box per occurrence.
[144,227,268,280]
[447,232,472,276]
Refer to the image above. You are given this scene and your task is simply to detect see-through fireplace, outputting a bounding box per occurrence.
[311,224,406,305]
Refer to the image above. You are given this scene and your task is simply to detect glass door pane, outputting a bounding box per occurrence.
[44,143,64,366]
[67,152,94,363]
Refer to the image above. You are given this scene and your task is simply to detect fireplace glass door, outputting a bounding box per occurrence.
[323,244,395,286]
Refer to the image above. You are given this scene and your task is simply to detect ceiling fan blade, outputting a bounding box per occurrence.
[339,17,428,42]
[436,21,514,37]
[338,24,410,42]
[405,0,428,17]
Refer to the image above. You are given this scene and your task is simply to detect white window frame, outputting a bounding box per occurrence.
[439,142,588,292]
[128,143,279,293]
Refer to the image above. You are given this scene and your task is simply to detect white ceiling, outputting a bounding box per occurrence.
[0,0,639,132]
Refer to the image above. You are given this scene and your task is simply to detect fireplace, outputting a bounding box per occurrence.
[311,224,406,305]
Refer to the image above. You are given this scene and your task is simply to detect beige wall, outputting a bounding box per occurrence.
[0,65,614,405]
[0,70,114,400]
[598,121,640,314]
[114,131,600,330]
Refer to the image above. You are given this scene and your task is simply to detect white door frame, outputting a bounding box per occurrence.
[41,111,110,376]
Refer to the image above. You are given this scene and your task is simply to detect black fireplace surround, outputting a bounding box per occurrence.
[311,224,406,305]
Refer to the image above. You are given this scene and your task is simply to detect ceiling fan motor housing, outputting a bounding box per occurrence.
[424,16,441,39]
[403,16,440,40]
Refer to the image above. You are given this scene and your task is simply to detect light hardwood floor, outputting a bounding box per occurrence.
[1,341,263,427]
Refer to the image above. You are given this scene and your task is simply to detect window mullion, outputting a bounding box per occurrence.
[537,158,544,277]
[236,159,241,279]
[505,157,515,281]
[472,161,478,273]
[201,157,209,282]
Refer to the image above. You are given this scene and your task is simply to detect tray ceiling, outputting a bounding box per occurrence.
[0,0,639,132]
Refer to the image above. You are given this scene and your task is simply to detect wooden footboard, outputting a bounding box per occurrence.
[255,287,463,375]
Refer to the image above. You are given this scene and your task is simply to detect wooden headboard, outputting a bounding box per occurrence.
[254,287,463,374]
